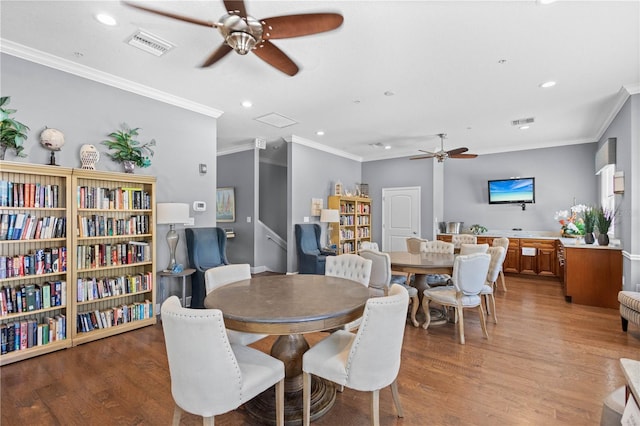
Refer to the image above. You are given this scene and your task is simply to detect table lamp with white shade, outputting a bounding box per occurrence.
[156,203,190,272]
[320,209,340,248]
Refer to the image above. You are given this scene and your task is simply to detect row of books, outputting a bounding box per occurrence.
[0,315,66,354]
[0,213,66,241]
[77,300,152,333]
[77,242,151,270]
[0,248,67,279]
[77,186,150,210]
[76,272,153,302]
[0,181,60,208]
[76,214,150,238]
[1,281,67,316]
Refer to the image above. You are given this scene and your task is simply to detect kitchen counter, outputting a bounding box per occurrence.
[438,230,622,250]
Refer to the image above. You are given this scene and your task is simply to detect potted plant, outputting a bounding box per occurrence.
[469,224,488,235]
[0,96,29,160]
[102,123,155,173]
[582,207,596,244]
[595,206,616,246]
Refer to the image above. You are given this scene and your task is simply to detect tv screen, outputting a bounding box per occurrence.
[488,177,535,204]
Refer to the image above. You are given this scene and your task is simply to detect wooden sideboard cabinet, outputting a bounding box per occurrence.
[562,243,622,309]
[519,239,557,277]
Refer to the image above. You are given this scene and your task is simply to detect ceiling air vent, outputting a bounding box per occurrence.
[126,30,174,57]
[511,117,535,126]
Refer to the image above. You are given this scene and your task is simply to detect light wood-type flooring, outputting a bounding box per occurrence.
[1,274,638,425]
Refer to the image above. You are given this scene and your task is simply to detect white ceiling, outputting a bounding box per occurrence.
[1,1,639,161]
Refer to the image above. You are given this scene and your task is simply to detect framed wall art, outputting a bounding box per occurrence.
[216,187,235,222]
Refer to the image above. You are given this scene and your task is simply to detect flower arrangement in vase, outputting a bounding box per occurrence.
[554,203,587,237]
[102,123,155,173]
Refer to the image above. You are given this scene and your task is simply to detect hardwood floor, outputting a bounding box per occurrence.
[1,275,638,425]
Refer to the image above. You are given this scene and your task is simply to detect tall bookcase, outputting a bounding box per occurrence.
[71,169,156,346]
[0,162,157,365]
[328,195,372,254]
[0,162,73,365]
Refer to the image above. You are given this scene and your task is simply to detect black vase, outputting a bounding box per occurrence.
[584,232,595,244]
[597,233,610,246]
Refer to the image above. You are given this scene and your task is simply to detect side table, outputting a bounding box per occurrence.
[158,269,196,307]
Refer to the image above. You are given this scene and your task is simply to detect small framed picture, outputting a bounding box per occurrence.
[216,187,235,222]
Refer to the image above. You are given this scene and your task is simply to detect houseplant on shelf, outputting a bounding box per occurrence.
[582,206,596,244]
[595,206,616,246]
[102,123,155,173]
[0,96,30,160]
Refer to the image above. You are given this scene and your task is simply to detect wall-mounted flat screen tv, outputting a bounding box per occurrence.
[488,177,535,204]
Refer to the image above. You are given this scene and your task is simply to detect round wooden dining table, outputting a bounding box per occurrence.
[204,274,370,425]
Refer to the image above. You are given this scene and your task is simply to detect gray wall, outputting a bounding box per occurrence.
[259,161,287,239]
[443,143,599,232]
[2,53,218,299]
[217,149,255,265]
[287,141,361,272]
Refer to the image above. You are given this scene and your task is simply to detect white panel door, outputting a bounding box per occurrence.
[382,187,421,252]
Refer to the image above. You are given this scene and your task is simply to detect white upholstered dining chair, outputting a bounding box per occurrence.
[481,246,505,324]
[302,284,409,426]
[422,253,491,344]
[359,249,420,327]
[204,264,267,345]
[422,240,455,254]
[459,243,489,255]
[491,237,510,291]
[451,234,477,249]
[161,296,285,426]
[325,254,373,331]
[406,237,428,253]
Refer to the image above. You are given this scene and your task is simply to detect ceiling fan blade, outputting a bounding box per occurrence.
[446,147,469,156]
[253,40,299,76]
[200,44,233,67]
[261,13,344,39]
[418,149,436,155]
[410,154,436,160]
[223,0,247,17]
[449,153,478,159]
[123,2,217,28]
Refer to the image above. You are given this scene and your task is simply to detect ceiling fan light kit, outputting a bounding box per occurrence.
[409,133,478,163]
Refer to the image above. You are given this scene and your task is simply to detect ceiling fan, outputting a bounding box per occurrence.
[409,133,478,163]
[123,0,343,76]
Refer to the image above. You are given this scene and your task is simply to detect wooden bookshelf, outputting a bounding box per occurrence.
[0,163,157,365]
[328,195,371,254]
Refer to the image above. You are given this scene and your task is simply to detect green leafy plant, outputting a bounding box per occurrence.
[595,206,617,235]
[469,224,488,235]
[582,207,597,234]
[0,96,29,158]
[102,124,155,168]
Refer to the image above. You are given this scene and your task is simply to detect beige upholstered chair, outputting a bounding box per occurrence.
[492,237,510,291]
[161,296,285,426]
[422,240,454,254]
[422,253,491,344]
[451,234,477,249]
[360,249,420,327]
[326,254,373,330]
[204,264,267,345]
[480,246,505,324]
[459,243,489,255]
[406,237,428,254]
[360,241,379,251]
[302,284,409,426]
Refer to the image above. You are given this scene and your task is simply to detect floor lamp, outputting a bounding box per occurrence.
[156,203,190,272]
[320,209,340,249]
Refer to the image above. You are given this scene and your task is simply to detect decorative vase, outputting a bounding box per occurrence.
[597,233,610,246]
[122,160,135,174]
[584,232,595,244]
[0,145,6,161]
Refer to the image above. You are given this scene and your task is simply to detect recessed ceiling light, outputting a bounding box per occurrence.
[520,125,530,130]
[95,13,117,26]
[537,0,557,4]
[540,81,556,88]
[316,130,325,136]
[384,145,391,150]
[241,100,252,108]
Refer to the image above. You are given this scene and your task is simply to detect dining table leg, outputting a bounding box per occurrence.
[245,334,337,425]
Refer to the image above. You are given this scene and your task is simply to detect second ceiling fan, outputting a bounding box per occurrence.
[124,0,344,76]
[410,133,478,163]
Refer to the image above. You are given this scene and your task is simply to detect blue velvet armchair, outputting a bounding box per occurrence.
[295,224,333,275]
[185,227,228,308]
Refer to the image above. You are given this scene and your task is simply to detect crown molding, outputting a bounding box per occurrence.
[217,142,254,156]
[594,84,638,141]
[285,135,363,162]
[0,39,224,119]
